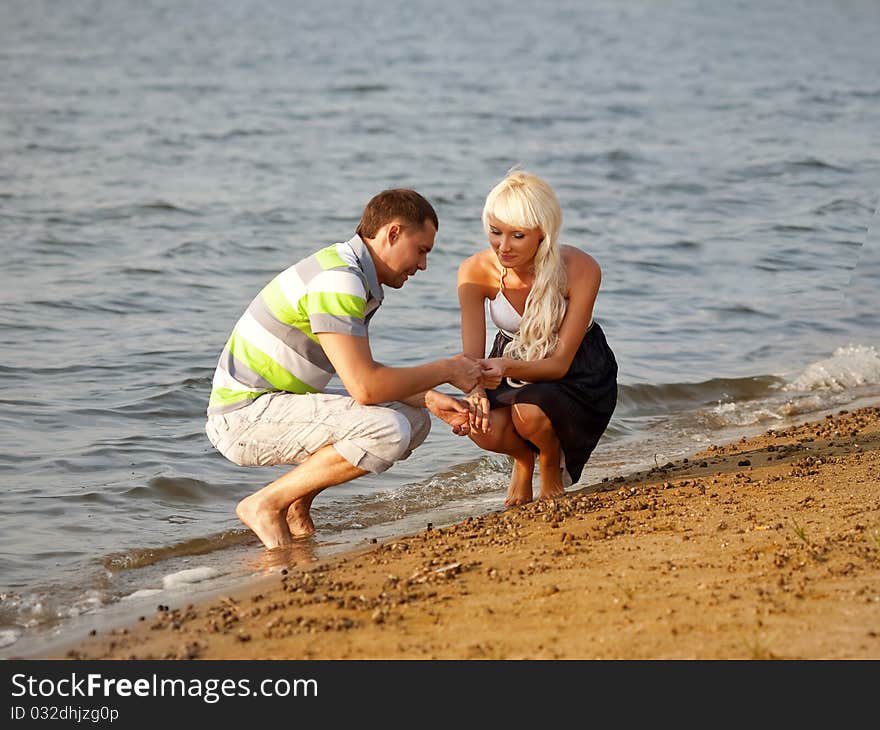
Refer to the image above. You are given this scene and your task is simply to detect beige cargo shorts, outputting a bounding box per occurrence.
[205,391,431,474]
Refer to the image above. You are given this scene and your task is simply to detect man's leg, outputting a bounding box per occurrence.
[237,445,368,549]
[382,401,432,458]
[283,401,431,537]
[211,392,420,549]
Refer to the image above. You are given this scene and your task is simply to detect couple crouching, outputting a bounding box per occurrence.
[205,170,618,549]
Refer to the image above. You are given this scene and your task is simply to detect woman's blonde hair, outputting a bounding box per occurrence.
[482,169,567,362]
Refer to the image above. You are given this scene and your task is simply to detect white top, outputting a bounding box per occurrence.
[487,290,522,338]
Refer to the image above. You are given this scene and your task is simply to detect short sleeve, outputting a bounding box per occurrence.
[305,269,368,337]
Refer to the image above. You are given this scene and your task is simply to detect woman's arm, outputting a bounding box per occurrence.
[482,247,601,383]
[457,253,492,359]
[457,253,494,432]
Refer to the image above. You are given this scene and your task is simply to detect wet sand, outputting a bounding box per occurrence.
[61,405,880,660]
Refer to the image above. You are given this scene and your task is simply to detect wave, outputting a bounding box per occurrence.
[813,199,876,216]
[101,531,251,572]
[784,344,880,392]
[37,201,201,227]
[330,83,390,94]
[197,128,283,141]
[617,344,880,415]
[318,457,510,532]
[123,476,221,503]
[138,200,197,214]
[616,375,783,418]
[728,157,852,182]
[612,344,880,436]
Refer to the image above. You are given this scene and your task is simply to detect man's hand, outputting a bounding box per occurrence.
[447,354,482,393]
[464,387,491,434]
[478,357,505,390]
[425,390,473,436]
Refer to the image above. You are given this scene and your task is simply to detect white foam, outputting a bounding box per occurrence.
[161,567,220,589]
[121,588,163,601]
[709,401,783,427]
[0,630,19,648]
[785,344,880,392]
[61,591,104,619]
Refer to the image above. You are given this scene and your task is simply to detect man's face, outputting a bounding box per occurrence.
[386,221,436,288]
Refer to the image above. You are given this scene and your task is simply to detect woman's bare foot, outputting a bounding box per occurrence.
[504,459,535,506]
[537,462,566,500]
[286,497,316,538]
[236,494,293,549]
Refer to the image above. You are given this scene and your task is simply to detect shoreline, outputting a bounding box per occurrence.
[37,403,880,659]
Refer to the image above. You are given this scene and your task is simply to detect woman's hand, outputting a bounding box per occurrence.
[478,358,505,390]
[464,387,491,434]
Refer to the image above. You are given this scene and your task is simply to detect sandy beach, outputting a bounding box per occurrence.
[57,404,880,660]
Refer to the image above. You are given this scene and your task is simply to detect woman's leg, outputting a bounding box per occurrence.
[469,406,536,506]
[511,403,565,500]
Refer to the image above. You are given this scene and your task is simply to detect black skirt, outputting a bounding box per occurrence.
[485,321,618,485]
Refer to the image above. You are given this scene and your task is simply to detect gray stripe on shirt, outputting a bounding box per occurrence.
[294,254,326,284]
[249,295,334,372]
[309,313,367,337]
[221,346,276,390]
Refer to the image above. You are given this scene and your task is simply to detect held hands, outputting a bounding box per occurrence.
[447,354,482,394]
[477,357,505,390]
[448,354,506,393]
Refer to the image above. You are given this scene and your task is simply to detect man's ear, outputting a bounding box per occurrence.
[387,222,401,244]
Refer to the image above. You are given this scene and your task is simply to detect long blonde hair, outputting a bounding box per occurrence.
[482,170,567,362]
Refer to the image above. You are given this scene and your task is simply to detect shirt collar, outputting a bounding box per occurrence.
[344,233,384,303]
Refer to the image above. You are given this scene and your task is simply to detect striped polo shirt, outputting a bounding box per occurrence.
[207,234,384,415]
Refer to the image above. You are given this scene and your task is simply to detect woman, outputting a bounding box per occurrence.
[458,170,618,505]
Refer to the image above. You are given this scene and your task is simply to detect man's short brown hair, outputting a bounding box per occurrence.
[356,189,439,239]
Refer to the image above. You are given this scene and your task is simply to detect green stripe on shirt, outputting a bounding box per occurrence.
[208,386,269,410]
[303,291,366,319]
[314,245,347,271]
[228,330,319,394]
[260,277,301,325]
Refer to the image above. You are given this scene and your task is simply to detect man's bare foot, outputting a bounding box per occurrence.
[236,494,293,550]
[286,497,316,538]
[504,460,534,506]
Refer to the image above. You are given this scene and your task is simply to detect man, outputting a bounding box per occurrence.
[205,189,482,549]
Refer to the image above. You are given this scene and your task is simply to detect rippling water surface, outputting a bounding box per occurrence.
[1,0,878,655]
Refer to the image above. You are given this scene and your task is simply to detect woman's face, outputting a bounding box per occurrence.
[486,215,544,270]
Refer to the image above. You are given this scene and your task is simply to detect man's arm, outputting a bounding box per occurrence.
[316,332,481,404]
